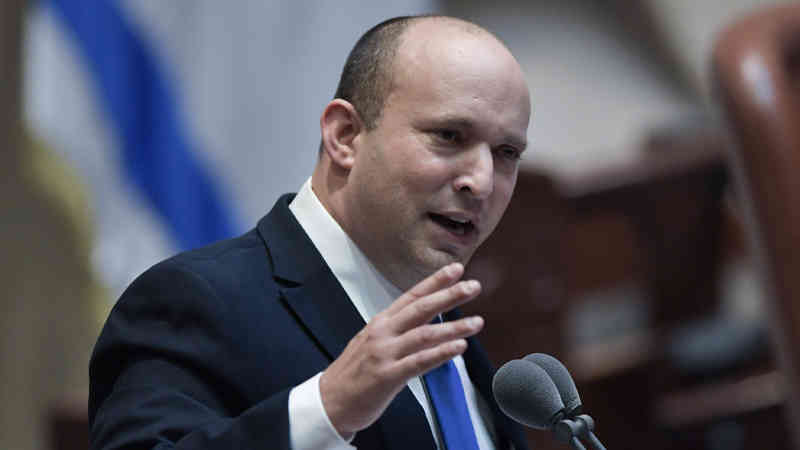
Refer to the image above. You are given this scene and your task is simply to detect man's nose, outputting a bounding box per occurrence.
[453,146,494,199]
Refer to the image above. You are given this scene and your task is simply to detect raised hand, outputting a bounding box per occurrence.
[319,262,484,436]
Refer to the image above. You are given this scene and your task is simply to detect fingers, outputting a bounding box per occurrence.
[389,279,481,333]
[384,262,464,316]
[393,338,469,381]
[317,263,484,435]
[391,315,484,359]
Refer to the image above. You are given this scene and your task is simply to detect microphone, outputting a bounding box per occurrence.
[523,353,582,416]
[493,355,608,450]
[492,359,565,429]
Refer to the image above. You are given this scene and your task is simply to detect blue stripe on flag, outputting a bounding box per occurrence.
[48,0,237,250]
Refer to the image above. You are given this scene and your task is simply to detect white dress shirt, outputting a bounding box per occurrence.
[287,178,498,450]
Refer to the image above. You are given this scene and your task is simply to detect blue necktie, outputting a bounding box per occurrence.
[422,336,481,449]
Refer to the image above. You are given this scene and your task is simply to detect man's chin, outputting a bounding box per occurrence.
[388,248,474,290]
[421,247,472,272]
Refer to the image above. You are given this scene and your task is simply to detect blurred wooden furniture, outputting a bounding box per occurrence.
[713,4,800,448]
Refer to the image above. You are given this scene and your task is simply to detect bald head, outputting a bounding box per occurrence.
[388,18,529,124]
[332,15,518,131]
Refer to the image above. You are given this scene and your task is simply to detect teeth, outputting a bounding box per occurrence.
[448,217,470,224]
[430,213,474,235]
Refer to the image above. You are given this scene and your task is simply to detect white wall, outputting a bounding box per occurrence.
[448,0,699,179]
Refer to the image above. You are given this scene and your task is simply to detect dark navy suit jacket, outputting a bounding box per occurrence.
[88,194,528,449]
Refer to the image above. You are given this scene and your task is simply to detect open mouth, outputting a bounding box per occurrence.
[428,213,475,236]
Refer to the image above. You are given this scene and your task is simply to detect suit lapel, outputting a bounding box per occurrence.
[257,194,362,360]
[280,268,365,360]
[257,195,437,449]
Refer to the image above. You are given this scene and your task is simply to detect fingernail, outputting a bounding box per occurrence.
[442,264,454,277]
[468,316,484,329]
[465,280,479,293]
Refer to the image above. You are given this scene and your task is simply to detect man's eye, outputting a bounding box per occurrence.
[434,129,460,143]
[496,146,522,161]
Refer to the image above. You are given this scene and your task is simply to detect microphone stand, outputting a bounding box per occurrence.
[566,436,587,450]
[553,414,607,450]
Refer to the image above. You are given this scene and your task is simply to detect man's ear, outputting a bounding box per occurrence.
[320,99,363,170]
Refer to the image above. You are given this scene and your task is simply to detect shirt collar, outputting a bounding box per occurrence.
[288,178,402,322]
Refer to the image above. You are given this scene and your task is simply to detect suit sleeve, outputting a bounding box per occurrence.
[88,260,292,450]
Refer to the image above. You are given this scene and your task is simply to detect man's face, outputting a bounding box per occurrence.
[342,23,531,290]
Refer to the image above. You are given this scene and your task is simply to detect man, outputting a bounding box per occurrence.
[89,15,531,450]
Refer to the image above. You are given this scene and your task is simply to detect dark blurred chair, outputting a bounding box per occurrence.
[713,3,800,448]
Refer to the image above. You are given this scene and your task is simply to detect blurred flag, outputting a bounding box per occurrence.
[23,0,438,300]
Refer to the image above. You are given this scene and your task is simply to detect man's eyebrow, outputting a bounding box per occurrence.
[430,116,475,131]
[430,116,528,150]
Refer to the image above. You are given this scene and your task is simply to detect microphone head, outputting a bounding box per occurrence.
[524,353,582,415]
[492,359,565,429]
